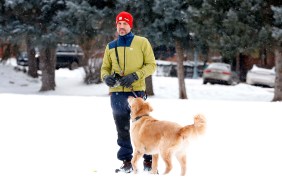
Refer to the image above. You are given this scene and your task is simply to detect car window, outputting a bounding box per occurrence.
[251,65,275,74]
[208,63,230,71]
[56,45,83,53]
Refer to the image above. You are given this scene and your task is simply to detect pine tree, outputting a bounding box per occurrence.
[149,0,193,99]
[3,0,67,91]
[3,0,41,78]
[0,0,20,61]
[119,0,209,99]
[56,0,116,84]
[196,0,274,79]
[271,6,282,101]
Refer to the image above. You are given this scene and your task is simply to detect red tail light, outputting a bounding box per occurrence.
[222,71,231,75]
[204,69,211,73]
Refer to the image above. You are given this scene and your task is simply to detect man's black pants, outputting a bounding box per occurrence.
[110,91,152,162]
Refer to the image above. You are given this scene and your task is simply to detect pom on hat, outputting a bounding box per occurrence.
[116,11,133,28]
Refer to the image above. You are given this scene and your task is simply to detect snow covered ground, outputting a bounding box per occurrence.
[0,58,281,188]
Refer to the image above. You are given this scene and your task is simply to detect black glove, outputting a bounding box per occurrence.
[120,72,139,88]
[104,75,116,87]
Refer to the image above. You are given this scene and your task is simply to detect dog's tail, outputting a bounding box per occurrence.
[178,114,206,139]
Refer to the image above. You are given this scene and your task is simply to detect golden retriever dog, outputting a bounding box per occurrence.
[128,96,206,176]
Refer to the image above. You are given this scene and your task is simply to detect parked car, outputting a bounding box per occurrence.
[155,60,205,78]
[203,62,239,85]
[246,65,275,88]
[55,44,83,70]
[17,51,29,66]
[16,44,83,70]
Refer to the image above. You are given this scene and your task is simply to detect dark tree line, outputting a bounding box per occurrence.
[1,0,282,100]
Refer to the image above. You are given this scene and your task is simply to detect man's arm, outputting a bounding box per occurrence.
[135,38,157,80]
[100,45,112,81]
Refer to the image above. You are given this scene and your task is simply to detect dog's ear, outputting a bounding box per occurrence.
[131,103,140,114]
[127,96,134,105]
[144,102,153,112]
[149,104,153,112]
[130,98,141,114]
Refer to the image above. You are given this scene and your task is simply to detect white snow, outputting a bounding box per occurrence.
[0,58,281,188]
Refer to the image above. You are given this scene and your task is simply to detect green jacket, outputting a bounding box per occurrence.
[101,32,156,92]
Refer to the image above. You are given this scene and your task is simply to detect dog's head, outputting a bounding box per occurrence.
[128,96,153,117]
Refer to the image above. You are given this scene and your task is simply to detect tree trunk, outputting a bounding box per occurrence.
[83,54,103,84]
[80,39,102,84]
[235,53,239,72]
[175,38,188,99]
[26,37,38,78]
[82,51,93,84]
[272,49,282,101]
[145,75,154,96]
[39,47,56,91]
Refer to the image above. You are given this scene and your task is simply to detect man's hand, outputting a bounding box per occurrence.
[104,75,116,87]
[120,72,138,88]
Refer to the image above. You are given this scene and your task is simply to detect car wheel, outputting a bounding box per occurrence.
[203,79,208,84]
[232,80,239,85]
[69,61,79,70]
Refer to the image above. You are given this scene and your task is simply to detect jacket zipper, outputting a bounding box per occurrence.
[123,38,126,91]
[123,46,126,73]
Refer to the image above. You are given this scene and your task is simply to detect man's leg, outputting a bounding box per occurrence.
[111,92,133,173]
[113,114,133,161]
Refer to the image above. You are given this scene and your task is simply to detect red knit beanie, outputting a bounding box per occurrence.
[116,11,133,28]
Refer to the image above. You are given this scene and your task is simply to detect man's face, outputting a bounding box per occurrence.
[116,21,131,36]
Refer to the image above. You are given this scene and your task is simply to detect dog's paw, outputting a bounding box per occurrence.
[150,170,159,175]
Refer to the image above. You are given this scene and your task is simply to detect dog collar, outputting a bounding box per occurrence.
[132,114,149,123]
